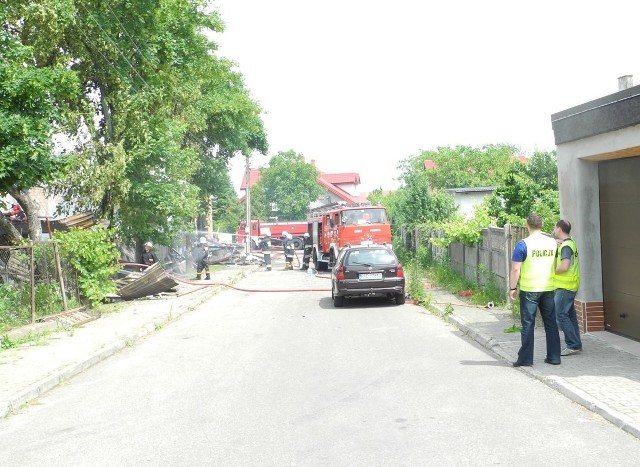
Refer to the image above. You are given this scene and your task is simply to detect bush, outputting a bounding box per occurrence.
[54,226,120,306]
[0,284,25,333]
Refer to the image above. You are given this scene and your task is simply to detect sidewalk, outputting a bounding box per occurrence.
[0,265,256,419]
[426,287,640,439]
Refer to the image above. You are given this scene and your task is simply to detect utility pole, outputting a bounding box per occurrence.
[245,154,251,255]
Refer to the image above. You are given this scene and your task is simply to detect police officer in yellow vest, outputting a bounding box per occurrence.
[509,214,562,367]
[553,219,582,356]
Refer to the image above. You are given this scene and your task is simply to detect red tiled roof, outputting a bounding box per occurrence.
[424,160,437,170]
[322,172,360,185]
[240,168,262,191]
[514,155,528,164]
[317,175,359,204]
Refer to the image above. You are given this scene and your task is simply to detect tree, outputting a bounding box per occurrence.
[0,7,80,243]
[393,156,456,229]
[486,150,559,231]
[250,151,323,220]
[5,0,267,248]
[418,144,517,189]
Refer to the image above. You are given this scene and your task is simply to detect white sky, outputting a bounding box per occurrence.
[212,0,640,194]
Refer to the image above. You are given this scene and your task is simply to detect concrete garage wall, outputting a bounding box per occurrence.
[552,77,640,334]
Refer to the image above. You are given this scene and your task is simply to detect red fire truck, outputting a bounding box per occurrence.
[308,204,392,270]
[237,220,308,250]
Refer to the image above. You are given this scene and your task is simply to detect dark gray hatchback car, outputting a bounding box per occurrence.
[331,246,405,307]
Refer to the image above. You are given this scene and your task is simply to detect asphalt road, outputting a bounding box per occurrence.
[2,269,640,466]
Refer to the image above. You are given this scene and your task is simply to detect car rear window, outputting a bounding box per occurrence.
[346,249,397,266]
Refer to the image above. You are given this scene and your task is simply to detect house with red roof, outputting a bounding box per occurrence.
[239,159,370,207]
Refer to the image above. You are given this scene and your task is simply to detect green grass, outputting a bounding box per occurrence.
[1,330,54,351]
[425,260,507,308]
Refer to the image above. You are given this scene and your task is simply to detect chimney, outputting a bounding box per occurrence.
[310,159,316,166]
[618,75,633,91]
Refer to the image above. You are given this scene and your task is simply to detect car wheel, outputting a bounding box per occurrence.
[332,288,344,307]
[395,292,405,305]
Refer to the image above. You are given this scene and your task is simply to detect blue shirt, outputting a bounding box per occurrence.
[512,240,527,262]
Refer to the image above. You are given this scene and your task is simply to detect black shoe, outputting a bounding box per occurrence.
[544,358,561,365]
[513,361,532,367]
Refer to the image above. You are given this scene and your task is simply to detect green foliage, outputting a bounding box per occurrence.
[0,8,80,194]
[1,330,52,350]
[368,189,402,228]
[443,303,454,316]
[423,257,505,307]
[469,265,506,308]
[504,324,521,333]
[394,184,456,230]
[431,204,493,247]
[426,258,471,295]
[393,244,412,265]
[54,226,120,306]
[487,151,559,231]
[5,0,267,249]
[251,150,323,220]
[0,284,23,333]
[0,279,76,334]
[391,145,521,230]
[415,245,432,269]
[405,261,431,306]
[411,144,517,190]
[1,334,16,349]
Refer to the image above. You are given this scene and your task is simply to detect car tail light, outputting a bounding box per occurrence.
[336,266,345,280]
[396,264,404,278]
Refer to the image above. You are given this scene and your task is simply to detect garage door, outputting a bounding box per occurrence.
[599,156,640,340]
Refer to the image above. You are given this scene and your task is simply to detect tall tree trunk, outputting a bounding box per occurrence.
[0,217,23,245]
[12,190,42,241]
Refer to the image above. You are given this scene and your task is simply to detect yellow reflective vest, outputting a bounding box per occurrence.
[554,238,579,291]
[520,233,557,292]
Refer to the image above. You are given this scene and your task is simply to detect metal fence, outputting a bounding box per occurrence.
[0,242,82,333]
[400,224,528,293]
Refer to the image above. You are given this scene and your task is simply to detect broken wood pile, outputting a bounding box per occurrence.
[116,263,178,300]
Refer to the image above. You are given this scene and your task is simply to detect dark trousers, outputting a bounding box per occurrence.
[517,290,561,365]
[302,247,312,269]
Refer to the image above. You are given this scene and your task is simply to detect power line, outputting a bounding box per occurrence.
[103,3,155,71]
[78,3,150,88]
[75,25,131,86]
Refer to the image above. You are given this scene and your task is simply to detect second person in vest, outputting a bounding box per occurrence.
[509,213,562,367]
[554,219,582,356]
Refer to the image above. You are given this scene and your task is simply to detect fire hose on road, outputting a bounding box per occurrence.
[119,262,332,293]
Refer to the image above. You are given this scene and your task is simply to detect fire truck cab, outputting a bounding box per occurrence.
[308,204,392,271]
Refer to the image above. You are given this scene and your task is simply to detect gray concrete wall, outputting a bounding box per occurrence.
[556,123,640,304]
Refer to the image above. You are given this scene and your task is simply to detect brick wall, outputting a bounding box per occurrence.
[575,299,604,332]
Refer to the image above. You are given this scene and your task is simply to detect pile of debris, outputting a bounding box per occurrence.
[115,263,178,300]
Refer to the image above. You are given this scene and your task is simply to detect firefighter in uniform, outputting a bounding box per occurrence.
[301,232,312,270]
[141,242,159,270]
[509,213,561,367]
[194,236,210,280]
[282,231,294,270]
[258,229,272,271]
